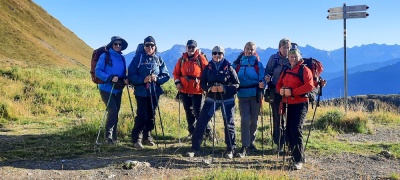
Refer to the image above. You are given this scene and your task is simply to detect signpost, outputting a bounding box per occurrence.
[327,3,369,113]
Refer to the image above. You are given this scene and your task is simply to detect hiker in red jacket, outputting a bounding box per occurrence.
[173,40,212,140]
[276,44,314,170]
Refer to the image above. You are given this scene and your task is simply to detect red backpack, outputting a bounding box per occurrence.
[282,57,325,103]
[90,46,110,84]
[233,52,261,75]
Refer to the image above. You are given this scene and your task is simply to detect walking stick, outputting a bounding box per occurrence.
[211,92,217,163]
[305,84,322,152]
[126,86,135,118]
[148,81,159,149]
[152,81,167,148]
[260,92,264,157]
[178,91,182,144]
[96,83,115,145]
[219,91,234,155]
[282,95,288,169]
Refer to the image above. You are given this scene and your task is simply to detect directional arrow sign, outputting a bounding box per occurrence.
[345,5,369,12]
[327,13,343,20]
[346,12,369,19]
[328,7,343,13]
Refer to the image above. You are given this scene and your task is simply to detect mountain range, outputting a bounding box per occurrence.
[1,0,399,98]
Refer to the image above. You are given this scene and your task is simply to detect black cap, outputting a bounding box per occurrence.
[144,36,156,45]
[186,39,197,47]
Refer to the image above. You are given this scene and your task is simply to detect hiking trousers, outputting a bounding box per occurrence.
[181,93,211,136]
[271,93,285,147]
[192,98,236,151]
[238,96,260,147]
[286,102,308,163]
[131,95,159,143]
[100,90,122,141]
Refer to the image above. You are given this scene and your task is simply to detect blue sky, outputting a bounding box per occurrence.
[33,0,398,53]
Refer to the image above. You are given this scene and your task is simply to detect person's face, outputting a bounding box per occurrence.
[279,43,290,58]
[244,45,256,56]
[112,40,122,52]
[186,45,196,55]
[144,42,156,55]
[288,52,300,67]
[212,52,224,62]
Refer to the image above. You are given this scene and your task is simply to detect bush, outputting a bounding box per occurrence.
[314,109,369,133]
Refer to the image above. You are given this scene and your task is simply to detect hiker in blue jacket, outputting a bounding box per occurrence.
[127,36,170,149]
[95,36,129,144]
[232,41,265,157]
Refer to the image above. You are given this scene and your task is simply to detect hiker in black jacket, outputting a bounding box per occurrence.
[187,46,240,159]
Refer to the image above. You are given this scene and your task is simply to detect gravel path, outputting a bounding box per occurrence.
[1,126,399,179]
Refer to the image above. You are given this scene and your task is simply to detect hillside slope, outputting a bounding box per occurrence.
[0,0,91,68]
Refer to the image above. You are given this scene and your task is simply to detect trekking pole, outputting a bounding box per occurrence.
[126,86,135,118]
[211,92,217,163]
[305,85,322,152]
[178,91,182,144]
[219,91,234,156]
[260,92,264,158]
[148,81,159,149]
[282,95,289,169]
[269,103,273,148]
[152,81,167,148]
[95,83,115,145]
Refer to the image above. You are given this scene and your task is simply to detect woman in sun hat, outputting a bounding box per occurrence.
[95,36,129,145]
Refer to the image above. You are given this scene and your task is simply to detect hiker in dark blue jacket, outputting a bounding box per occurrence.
[187,46,239,159]
[95,36,128,144]
[127,36,170,149]
[232,41,265,157]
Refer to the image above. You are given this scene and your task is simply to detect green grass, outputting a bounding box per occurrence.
[0,65,399,178]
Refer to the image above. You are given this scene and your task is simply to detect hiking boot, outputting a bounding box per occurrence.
[237,146,248,158]
[142,139,156,146]
[224,149,234,159]
[293,162,303,170]
[249,144,257,151]
[133,142,144,149]
[186,150,202,157]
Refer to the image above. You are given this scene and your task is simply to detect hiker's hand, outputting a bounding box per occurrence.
[259,81,264,88]
[280,88,285,96]
[124,79,129,85]
[284,88,292,97]
[111,76,118,83]
[150,74,157,82]
[211,86,218,93]
[320,79,327,87]
[144,75,151,83]
[217,85,224,92]
[176,83,182,90]
[265,74,271,82]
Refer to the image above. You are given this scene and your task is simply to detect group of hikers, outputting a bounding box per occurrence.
[94,35,323,170]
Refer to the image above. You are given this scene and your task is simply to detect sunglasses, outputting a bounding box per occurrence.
[187,46,196,50]
[144,44,155,47]
[113,43,122,46]
[212,52,223,55]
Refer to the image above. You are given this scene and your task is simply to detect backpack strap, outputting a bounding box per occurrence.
[136,53,143,69]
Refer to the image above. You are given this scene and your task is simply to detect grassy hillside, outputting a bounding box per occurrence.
[0,0,92,68]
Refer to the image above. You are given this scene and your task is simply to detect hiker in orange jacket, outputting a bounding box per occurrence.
[276,44,314,170]
[173,40,212,140]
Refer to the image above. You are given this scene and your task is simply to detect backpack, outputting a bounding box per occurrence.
[180,51,207,69]
[90,46,127,84]
[233,52,260,75]
[90,46,110,84]
[282,57,324,103]
[135,43,161,68]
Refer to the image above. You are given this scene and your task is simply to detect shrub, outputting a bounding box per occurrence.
[314,109,370,133]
